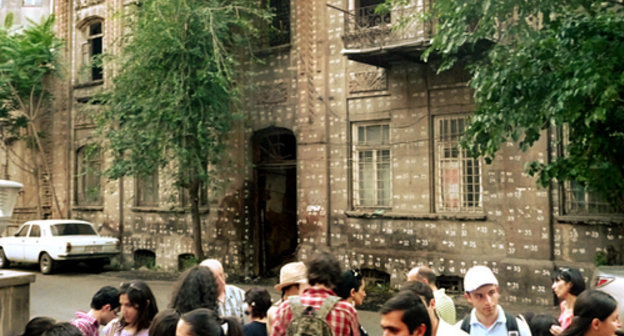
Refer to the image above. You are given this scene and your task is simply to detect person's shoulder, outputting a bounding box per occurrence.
[226,284,245,295]
[439,319,469,336]
[333,299,358,316]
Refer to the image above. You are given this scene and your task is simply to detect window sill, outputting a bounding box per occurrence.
[256,43,291,56]
[344,210,486,221]
[131,206,210,214]
[73,205,104,211]
[73,80,104,90]
[555,215,624,225]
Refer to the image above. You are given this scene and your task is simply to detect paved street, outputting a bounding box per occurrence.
[29,269,384,336]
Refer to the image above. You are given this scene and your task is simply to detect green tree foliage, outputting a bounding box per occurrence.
[0,15,64,217]
[98,0,271,258]
[385,0,624,210]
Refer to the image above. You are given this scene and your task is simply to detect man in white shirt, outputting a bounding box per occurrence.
[456,265,532,336]
[200,258,245,321]
[402,281,468,336]
[407,266,457,324]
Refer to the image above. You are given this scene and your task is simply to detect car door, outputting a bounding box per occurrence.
[2,224,30,261]
[23,224,43,262]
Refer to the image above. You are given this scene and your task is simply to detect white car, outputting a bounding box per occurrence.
[591,266,624,333]
[0,219,120,274]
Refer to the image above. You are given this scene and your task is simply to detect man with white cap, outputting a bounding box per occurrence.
[267,261,308,335]
[457,265,532,336]
[200,258,246,321]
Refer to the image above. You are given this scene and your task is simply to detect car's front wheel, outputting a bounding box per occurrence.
[39,252,56,274]
[0,248,10,269]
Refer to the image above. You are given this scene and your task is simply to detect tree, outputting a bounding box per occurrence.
[384,0,624,210]
[97,0,271,259]
[0,15,65,218]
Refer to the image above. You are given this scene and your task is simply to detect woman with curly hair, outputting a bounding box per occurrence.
[169,265,219,314]
[103,280,159,336]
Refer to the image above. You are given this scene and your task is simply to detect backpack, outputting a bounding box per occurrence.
[460,311,520,336]
[286,295,341,336]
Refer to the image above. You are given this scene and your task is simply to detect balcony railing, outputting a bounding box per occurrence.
[342,3,432,64]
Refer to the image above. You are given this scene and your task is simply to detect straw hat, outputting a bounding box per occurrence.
[274,262,307,291]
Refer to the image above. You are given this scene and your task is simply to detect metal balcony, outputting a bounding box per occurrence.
[341,3,432,68]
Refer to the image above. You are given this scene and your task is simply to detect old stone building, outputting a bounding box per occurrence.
[2,0,623,308]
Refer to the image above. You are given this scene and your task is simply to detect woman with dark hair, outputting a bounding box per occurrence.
[560,290,621,336]
[551,267,586,335]
[20,317,56,336]
[149,309,180,336]
[169,265,219,314]
[335,269,368,336]
[242,287,272,336]
[42,322,83,336]
[523,312,560,336]
[176,308,243,336]
[104,280,159,336]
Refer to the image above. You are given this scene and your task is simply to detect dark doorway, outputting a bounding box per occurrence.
[252,127,297,276]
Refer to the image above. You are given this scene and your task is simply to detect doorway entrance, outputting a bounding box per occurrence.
[252,127,298,276]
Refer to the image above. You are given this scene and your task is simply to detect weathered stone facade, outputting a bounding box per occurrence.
[2,0,623,308]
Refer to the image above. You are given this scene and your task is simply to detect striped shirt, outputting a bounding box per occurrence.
[71,311,99,336]
[434,288,457,324]
[219,284,246,321]
[271,287,360,336]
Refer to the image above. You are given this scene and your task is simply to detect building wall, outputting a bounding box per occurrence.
[8,0,620,307]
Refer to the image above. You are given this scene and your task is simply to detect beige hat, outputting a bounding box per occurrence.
[274,262,307,291]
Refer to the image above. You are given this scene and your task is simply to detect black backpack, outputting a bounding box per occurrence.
[460,311,520,336]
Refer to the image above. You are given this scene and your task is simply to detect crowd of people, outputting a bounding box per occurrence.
[18,253,621,336]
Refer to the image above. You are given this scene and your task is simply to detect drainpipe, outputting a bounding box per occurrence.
[323,1,331,247]
[547,126,556,262]
[119,176,124,267]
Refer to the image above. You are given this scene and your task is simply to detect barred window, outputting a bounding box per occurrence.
[353,123,391,207]
[565,181,614,214]
[435,116,482,212]
[356,0,390,28]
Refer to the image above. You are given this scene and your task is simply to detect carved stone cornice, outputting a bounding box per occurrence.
[257,81,288,105]
[75,0,104,10]
[349,69,387,94]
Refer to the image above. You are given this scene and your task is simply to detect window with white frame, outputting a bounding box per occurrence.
[435,115,482,212]
[136,170,159,207]
[353,123,391,207]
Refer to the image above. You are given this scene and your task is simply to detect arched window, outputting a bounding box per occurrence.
[75,145,102,205]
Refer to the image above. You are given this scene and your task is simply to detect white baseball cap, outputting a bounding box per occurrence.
[464,265,499,292]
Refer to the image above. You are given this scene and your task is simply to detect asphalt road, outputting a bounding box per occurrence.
[28,268,384,336]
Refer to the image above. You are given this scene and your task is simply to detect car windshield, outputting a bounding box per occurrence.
[50,223,97,236]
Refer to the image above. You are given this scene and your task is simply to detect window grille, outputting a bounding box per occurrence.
[435,116,482,212]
